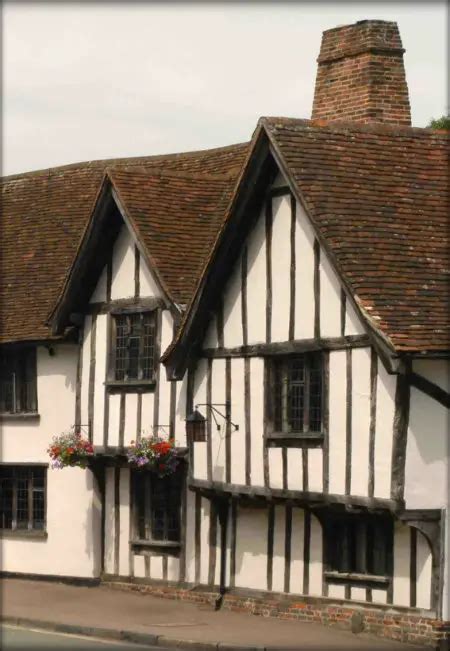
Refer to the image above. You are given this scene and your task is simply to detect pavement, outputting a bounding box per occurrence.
[1,578,428,651]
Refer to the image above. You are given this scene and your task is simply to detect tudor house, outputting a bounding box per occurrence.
[1,20,449,649]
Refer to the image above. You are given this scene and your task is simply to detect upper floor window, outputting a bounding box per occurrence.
[0,465,46,532]
[266,353,324,445]
[0,348,37,414]
[111,311,157,383]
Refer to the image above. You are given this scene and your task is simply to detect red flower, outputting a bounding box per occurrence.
[67,447,74,454]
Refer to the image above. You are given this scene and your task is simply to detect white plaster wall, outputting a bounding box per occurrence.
[90,267,107,303]
[309,514,323,596]
[374,363,396,499]
[287,449,304,491]
[246,205,267,345]
[235,507,268,590]
[119,468,131,576]
[405,387,448,509]
[393,522,410,607]
[416,531,432,610]
[413,359,450,392]
[184,489,196,584]
[211,359,227,483]
[223,255,243,348]
[92,314,107,447]
[345,299,366,336]
[200,498,211,585]
[249,358,265,487]
[230,358,246,486]
[350,347,371,497]
[110,226,135,300]
[328,351,347,495]
[192,360,208,480]
[272,505,286,592]
[268,448,283,490]
[320,253,341,338]
[271,195,291,343]
[294,200,315,340]
[290,508,305,594]
[308,449,323,493]
[174,374,188,447]
[372,589,388,605]
[104,467,115,574]
[140,253,160,298]
[80,318,92,432]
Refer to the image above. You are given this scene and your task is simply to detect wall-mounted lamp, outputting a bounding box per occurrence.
[186,402,239,443]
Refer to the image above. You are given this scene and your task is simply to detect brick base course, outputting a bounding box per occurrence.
[104,578,450,650]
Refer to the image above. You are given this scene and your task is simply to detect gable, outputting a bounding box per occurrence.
[203,166,366,352]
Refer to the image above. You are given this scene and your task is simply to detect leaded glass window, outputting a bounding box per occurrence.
[113,312,156,382]
[134,469,182,543]
[0,348,37,414]
[0,466,46,531]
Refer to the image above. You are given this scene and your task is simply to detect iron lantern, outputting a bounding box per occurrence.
[186,409,206,442]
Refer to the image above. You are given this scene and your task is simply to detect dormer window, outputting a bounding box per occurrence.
[108,310,158,389]
[0,347,37,414]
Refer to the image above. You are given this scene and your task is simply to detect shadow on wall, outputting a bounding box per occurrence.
[84,468,102,577]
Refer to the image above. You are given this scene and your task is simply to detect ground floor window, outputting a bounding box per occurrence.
[0,465,46,531]
[133,469,183,543]
[324,511,392,578]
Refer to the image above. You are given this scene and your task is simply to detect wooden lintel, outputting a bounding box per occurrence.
[86,297,165,315]
[201,335,370,359]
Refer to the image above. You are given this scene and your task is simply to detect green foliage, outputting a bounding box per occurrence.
[427,115,450,130]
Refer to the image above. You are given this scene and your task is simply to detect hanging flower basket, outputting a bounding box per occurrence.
[127,436,179,477]
[48,430,94,469]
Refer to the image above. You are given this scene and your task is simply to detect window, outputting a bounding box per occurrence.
[133,469,183,545]
[112,311,157,383]
[267,353,324,443]
[325,512,392,579]
[0,466,46,532]
[0,348,37,414]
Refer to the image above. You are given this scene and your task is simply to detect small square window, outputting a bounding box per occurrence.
[266,352,325,446]
[0,465,46,531]
[0,348,37,414]
[111,311,157,384]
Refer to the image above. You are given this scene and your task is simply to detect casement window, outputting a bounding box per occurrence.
[0,466,46,532]
[111,311,157,384]
[266,352,325,445]
[132,469,183,547]
[0,348,37,414]
[324,512,393,582]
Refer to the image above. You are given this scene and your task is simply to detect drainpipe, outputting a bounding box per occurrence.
[215,497,230,611]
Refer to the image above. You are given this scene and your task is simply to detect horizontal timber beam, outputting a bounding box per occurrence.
[201,335,370,359]
[189,478,403,513]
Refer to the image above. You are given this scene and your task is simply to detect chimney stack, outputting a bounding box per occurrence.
[311,20,411,125]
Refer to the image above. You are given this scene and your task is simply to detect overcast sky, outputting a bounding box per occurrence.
[3,2,447,176]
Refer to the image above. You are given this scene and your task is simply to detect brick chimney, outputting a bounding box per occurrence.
[311,20,411,125]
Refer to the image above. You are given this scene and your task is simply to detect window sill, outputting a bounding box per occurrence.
[131,538,181,555]
[0,412,40,422]
[324,571,390,586]
[265,431,324,448]
[0,529,47,540]
[105,380,156,394]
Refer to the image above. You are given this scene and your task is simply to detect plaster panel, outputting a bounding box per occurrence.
[289,508,305,595]
[371,589,387,605]
[124,394,138,447]
[271,195,291,343]
[235,507,268,590]
[223,255,243,348]
[184,489,196,584]
[230,358,246,486]
[319,252,341,338]
[405,387,448,509]
[93,314,107,447]
[174,375,187,446]
[104,467,115,575]
[90,266,107,303]
[374,364,395,499]
[249,358,265,487]
[167,556,180,582]
[328,584,346,598]
[416,531,432,610]
[328,351,347,495]
[80,318,92,432]
[350,347,371,497]
[204,316,218,349]
[139,255,160,298]
[133,554,146,578]
[309,514,323,596]
[294,200,315,340]
[200,498,211,585]
[351,587,366,601]
[110,226,135,300]
[192,360,207,481]
[272,505,286,593]
[345,299,366,336]
[246,205,267,345]
[211,359,226,483]
[150,556,163,580]
[140,392,155,437]
[119,468,131,576]
[272,171,288,188]
[287,449,303,491]
[307,448,323,493]
[393,523,410,607]
[268,447,283,489]
[108,394,121,447]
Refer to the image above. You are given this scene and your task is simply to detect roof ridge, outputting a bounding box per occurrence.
[1,141,249,183]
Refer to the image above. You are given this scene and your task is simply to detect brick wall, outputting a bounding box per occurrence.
[311,20,411,126]
[105,578,449,649]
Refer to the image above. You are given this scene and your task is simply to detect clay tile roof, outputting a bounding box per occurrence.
[108,168,237,305]
[0,143,248,344]
[263,117,450,352]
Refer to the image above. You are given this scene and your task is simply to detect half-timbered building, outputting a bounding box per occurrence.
[1,19,449,649]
